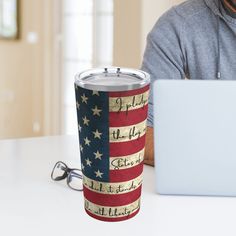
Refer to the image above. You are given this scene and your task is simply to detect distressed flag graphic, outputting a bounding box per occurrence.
[75,84,149,222]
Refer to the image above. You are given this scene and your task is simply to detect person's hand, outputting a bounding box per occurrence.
[144,127,154,166]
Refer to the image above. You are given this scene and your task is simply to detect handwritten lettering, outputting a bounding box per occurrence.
[112,129,126,140]
[88,181,105,193]
[85,198,141,218]
[129,126,141,140]
[95,207,107,216]
[115,97,123,112]
[83,175,143,195]
[110,120,147,143]
[111,93,148,113]
[111,153,143,170]
[111,158,134,170]
[111,126,143,141]
[136,154,142,164]
[125,94,147,114]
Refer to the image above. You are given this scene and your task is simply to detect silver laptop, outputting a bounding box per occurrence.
[153,80,236,197]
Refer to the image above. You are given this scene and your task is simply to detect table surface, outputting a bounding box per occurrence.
[1,135,236,236]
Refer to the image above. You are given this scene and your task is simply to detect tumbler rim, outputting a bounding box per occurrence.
[75,67,150,92]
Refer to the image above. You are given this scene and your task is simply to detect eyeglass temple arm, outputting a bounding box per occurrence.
[69,169,83,179]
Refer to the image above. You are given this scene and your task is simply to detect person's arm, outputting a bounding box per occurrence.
[141,8,186,166]
[144,127,154,166]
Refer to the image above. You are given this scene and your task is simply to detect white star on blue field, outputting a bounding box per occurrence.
[75,84,110,182]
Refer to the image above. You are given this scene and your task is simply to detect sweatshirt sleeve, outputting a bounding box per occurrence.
[141,7,186,127]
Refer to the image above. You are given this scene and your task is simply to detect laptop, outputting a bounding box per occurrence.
[153,80,236,197]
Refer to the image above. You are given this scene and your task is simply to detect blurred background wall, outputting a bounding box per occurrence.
[0,0,184,139]
[114,0,184,67]
[0,0,45,138]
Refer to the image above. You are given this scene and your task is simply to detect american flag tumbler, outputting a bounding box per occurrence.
[74,67,150,222]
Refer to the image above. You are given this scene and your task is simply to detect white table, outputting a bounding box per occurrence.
[1,136,236,236]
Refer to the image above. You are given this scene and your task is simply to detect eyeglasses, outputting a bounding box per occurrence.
[51,161,83,191]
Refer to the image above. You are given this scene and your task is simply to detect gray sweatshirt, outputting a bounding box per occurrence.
[141,0,236,127]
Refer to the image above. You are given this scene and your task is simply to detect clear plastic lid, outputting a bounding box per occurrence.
[75,67,150,92]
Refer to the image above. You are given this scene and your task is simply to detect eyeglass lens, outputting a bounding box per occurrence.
[67,170,83,191]
[51,162,68,181]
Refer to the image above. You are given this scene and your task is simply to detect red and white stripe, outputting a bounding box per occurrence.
[84,85,149,222]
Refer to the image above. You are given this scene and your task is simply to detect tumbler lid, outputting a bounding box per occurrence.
[75,67,150,92]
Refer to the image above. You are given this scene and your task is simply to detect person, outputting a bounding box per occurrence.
[142,0,236,166]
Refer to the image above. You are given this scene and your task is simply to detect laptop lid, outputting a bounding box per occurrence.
[153,80,236,196]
